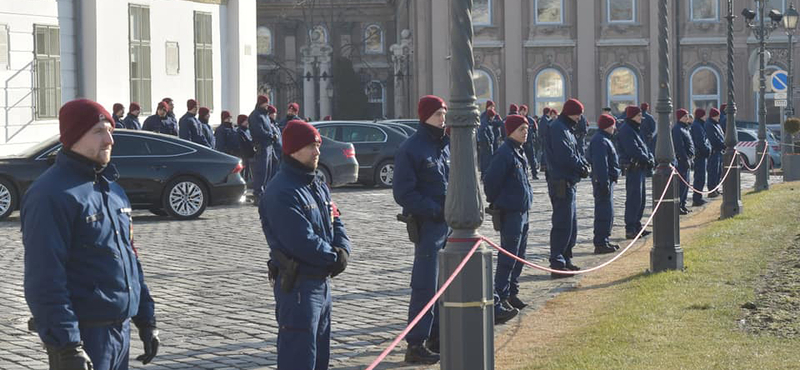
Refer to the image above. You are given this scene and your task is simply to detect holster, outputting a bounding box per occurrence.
[484,206,503,231]
[270,250,299,293]
[553,179,568,199]
[397,214,421,244]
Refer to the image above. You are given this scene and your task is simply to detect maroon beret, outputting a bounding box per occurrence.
[257,95,269,106]
[640,102,650,112]
[237,114,248,125]
[509,104,519,113]
[625,105,641,119]
[520,104,529,112]
[550,109,558,115]
[129,102,141,113]
[199,107,210,118]
[59,99,114,149]
[562,99,584,116]
[157,101,169,111]
[266,105,277,114]
[187,99,198,110]
[598,114,616,130]
[282,120,322,156]
[676,108,689,121]
[221,110,232,122]
[694,108,706,119]
[504,114,527,136]
[543,107,551,115]
[162,97,173,104]
[112,103,124,113]
[720,104,727,112]
[709,108,720,118]
[486,100,495,109]
[418,95,447,123]
[288,102,300,112]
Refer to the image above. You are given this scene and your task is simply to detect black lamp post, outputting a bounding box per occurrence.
[782,4,798,120]
[721,0,743,219]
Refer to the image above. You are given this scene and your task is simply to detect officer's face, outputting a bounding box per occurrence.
[72,120,115,165]
[519,108,528,116]
[157,107,166,117]
[568,114,581,122]
[680,115,691,124]
[269,113,277,120]
[632,113,642,123]
[509,123,528,144]
[425,108,447,128]
[292,142,321,170]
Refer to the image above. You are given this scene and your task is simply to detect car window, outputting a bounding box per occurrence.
[341,126,386,143]
[145,137,192,156]
[317,126,338,141]
[737,132,756,141]
[112,135,150,157]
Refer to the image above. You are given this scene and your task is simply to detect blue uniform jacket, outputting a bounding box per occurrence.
[179,112,210,147]
[259,160,351,276]
[539,117,551,166]
[523,115,538,157]
[617,119,652,167]
[575,115,588,156]
[477,117,495,151]
[278,114,301,132]
[641,111,657,146]
[237,126,256,158]
[214,123,241,155]
[704,119,725,152]
[720,112,727,133]
[393,122,450,220]
[166,112,179,135]
[544,115,586,183]
[22,151,154,347]
[142,114,177,135]
[483,138,532,212]
[114,117,124,129]
[122,114,141,130]
[672,121,695,166]
[588,130,620,188]
[690,118,711,158]
[199,121,215,149]
[489,116,505,150]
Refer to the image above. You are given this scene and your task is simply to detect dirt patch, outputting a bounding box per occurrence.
[741,234,800,338]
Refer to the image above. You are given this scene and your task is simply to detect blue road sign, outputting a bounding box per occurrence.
[771,71,788,92]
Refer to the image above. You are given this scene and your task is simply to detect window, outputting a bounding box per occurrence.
[341,126,386,143]
[473,0,491,26]
[691,0,718,21]
[689,66,720,112]
[34,25,60,119]
[608,0,635,23]
[129,5,151,114]
[364,24,383,54]
[738,131,756,142]
[145,138,192,156]
[317,126,338,140]
[310,25,328,44]
[536,0,563,24]
[607,67,638,116]
[473,69,494,108]
[365,81,386,119]
[111,135,150,157]
[165,42,179,75]
[534,68,565,114]
[0,25,8,70]
[194,12,213,109]
[257,26,272,55]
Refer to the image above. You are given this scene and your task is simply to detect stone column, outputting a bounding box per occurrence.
[301,47,316,120]
[318,47,332,119]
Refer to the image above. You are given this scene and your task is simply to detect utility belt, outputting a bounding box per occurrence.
[397,214,421,243]
[484,206,503,231]
[27,317,127,332]
[267,250,328,293]
[550,179,575,199]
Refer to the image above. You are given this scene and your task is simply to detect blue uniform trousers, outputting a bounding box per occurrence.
[592,182,615,246]
[677,162,691,208]
[624,169,647,234]
[548,181,577,269]
[493,210,529,303]
[252,147,279,200]
[406,219,448,345]
[707,151,722,191]
[81,320,131,370]
[274,275,331,370]
[693,157,707,203]
[524,145,538,176]
[478,143,493,180]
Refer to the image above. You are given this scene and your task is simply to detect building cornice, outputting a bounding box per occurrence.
[679,37,727,45]
[523,38,576,48]
[595,38,649,47]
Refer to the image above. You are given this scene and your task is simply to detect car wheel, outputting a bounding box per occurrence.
[162,176,208,220]
[0,178,17,221]
[149,208,168,216]
[317,166,332,187]
[374,160,394,188]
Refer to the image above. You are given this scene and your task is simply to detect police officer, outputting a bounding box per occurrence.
[478,107,497,180]
[197,107,216,149]
[259,119,351,370]
[161,98,179,135]
[179,99,211,147]
[719,104,728,133]
[278,103,302,131]
[23,99,159,370]
[122,103,142,130]
[673,108,695,215]
[214,111,241,156]
[489,105,506,152]
[393,95,449,364]
[249,96,283,203]
[618,105,654,239]
[237,114,256,182]
[640,102,657,151]
[575,114,588,157]
[479,100,496,124]
[690,108,712,207]
[538,107,552,175]
[519,105,539,179]
[112,103,125,129]
[588,114,621,253]
[705,108,725,198]
[544,99,590,277]
[142,102,178,135]
[484,115,531,322]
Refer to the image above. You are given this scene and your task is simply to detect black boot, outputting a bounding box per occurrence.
[405,344,440,365]
[594,244,616,254]
[494,303,519,325]
[507,295,528,310]
[425,336,439,354]
[607,242,620,250]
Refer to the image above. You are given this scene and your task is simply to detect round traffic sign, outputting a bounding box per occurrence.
[771,70,788,93]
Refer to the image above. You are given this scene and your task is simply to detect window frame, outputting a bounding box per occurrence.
[129,4,152,114]
[534,68,566,114]
[473,68,495,108]
[535,0,565,25]
[257,26,273,56]
[33,24,61,119]
[473,0,492,26]
[607,0,636,24]
[0,24,9,70]
[689,66,721,113]
[340,124,388,144]
[690,0,719,22]
[194,11,214,110]
[363,24,384,54]
[606,67,639,115]
[365,80,386,118]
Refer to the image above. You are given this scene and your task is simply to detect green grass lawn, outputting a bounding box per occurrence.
[524,184,800,370]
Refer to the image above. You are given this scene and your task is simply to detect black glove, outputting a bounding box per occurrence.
[135,323,160,365]
[330,246,349,278]
[46,343,93,370]
[579,164,590,178]
[599,185,610,197]
[647,158,656,169]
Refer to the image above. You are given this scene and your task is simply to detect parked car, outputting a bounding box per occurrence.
[318,136,359,187]
[380,119,420,131]
[736,129,781,169]
[0,130,246,221]
[378,121,417,136]
[311,121,409,187]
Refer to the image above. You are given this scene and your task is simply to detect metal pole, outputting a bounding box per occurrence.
[650,0,684,272]
[755,0,770,191]
[439,0,494,368]
[787,32,795,119]
[722,0,743,219]
[784,31,794,172]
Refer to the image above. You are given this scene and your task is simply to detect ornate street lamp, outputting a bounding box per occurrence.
[782,4,798,120]
[722,0,743,219]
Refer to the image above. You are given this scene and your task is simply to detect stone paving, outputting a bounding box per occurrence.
[0,170,779,369]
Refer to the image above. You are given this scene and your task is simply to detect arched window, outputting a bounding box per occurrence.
[607,67,638,116]
[310,25,328,44]
[365,80,386,118]
[473,69,494,108]
[534,68,565,114]
[257,27,272,56]
[690,66,720,112]
[364,24,383,54]
[473,0,491,26]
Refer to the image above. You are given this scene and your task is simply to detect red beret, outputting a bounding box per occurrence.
[162,97,173,104]
[129,102,141,113]
[504,115,528,136]
[520,104,529,112]
[543,107,551,115]
[157,101,169,111]
[625,105,641,119]
[112,103,124,113]
[486,100,495,108]
[562,99,584,116]
[720,104,727,112]
[187,99,198,110]
[598,114,616,130]
[509,104,519,113]
[199,107,210,118]
[59,99,114,149]
[487,107,496,118]
[257,95,269,106]
[266,105,277,114]
[282,120,322,156]
[709,108,720,118]
[694,108,706,119]
[640,102,650,111]
[288,102,300,112]
[221,110,232,121]
[676,108,689,121]
[237,114,248,125]
[418,95,447,123]
[550,109,558,115]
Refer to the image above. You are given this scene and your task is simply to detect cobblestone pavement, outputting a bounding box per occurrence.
[0,171,778,369]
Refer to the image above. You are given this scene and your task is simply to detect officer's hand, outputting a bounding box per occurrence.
[46,343,93,370]
[579,165,590,178]
[330,246,349,278]
[648,159,656,169]
[599,185,611,197]
[135,325,160,365]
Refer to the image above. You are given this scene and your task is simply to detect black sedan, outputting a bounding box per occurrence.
[0,130,246,221]
[311,121,409,187]
[317,136,359,187]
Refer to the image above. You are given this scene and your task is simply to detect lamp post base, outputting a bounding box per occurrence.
[650,164,684,273]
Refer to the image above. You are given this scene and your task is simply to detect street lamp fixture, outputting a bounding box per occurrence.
[785,4,799,30]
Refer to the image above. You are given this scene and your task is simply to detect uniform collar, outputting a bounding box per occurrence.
[505,137,523,148]
[418,121,446,142]
[625,118,641,129]
[282,156,318,185]
[57,150,119,183]
[599,130,614,139]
